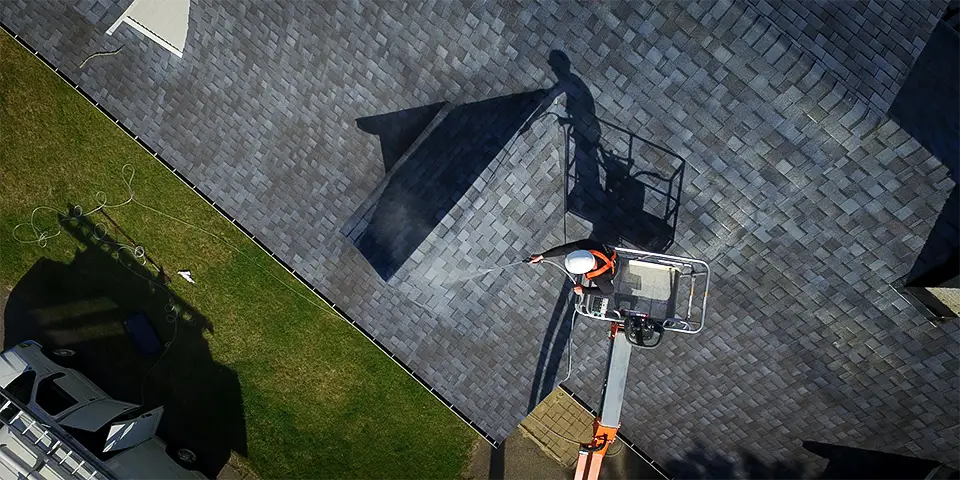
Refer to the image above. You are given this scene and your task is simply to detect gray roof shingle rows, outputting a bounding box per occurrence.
[742,0,944,114]
[2,0,956,476]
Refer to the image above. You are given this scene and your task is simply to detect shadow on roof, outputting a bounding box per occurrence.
[664,441,958,480]
[356,102,446,174]
[802,440,955,479]
[344,91,547,281]
[526,50,688,413]
[890,18,959,321]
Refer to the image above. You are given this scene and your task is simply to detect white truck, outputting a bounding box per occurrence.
[0,341,204,479]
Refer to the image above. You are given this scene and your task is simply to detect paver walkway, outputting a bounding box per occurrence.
[520,388,665,478]
[3,0,957,475]
[522,388,596,468]
[216,454,259,480]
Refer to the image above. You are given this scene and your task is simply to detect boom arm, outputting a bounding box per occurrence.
[574,324,633,480]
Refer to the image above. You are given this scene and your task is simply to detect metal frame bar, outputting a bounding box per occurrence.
[598,328,632,428]
[573,327,631,480]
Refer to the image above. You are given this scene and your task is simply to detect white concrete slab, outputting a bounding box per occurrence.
[107,0,189,57]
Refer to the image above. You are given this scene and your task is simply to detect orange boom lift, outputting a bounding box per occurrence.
[568,247,710,480]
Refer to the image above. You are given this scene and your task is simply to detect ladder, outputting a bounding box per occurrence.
[0,387,114,480]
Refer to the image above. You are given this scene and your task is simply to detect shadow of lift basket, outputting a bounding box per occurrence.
[124,312,164,357]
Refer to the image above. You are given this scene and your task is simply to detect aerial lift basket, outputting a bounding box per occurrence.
[574,246,710,349]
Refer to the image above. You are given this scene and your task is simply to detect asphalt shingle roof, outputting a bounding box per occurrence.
[3,0,956,476]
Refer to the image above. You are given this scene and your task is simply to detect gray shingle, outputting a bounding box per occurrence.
[2,0,955,477]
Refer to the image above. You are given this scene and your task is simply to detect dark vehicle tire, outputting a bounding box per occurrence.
[168,445,198,470]
[47,348,78,368]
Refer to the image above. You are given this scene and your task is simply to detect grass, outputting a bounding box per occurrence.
[0,31,475,478]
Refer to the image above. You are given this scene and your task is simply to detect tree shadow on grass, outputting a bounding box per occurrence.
[3,212,246,479]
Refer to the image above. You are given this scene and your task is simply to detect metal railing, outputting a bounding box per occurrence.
[0,386,114,480]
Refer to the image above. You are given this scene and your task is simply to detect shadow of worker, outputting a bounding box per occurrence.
[524,50,602,412]
[523,50,607,240]
[524,50,685,413]
[526,50,683,252]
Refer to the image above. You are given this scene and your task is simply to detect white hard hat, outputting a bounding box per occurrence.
[564,250,596,274]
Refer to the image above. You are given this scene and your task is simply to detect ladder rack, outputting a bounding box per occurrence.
[0,386,114,480]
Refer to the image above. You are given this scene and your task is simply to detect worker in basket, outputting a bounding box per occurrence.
[529,239,616,296]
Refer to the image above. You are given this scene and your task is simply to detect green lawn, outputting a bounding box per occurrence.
[0,31,475,479]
